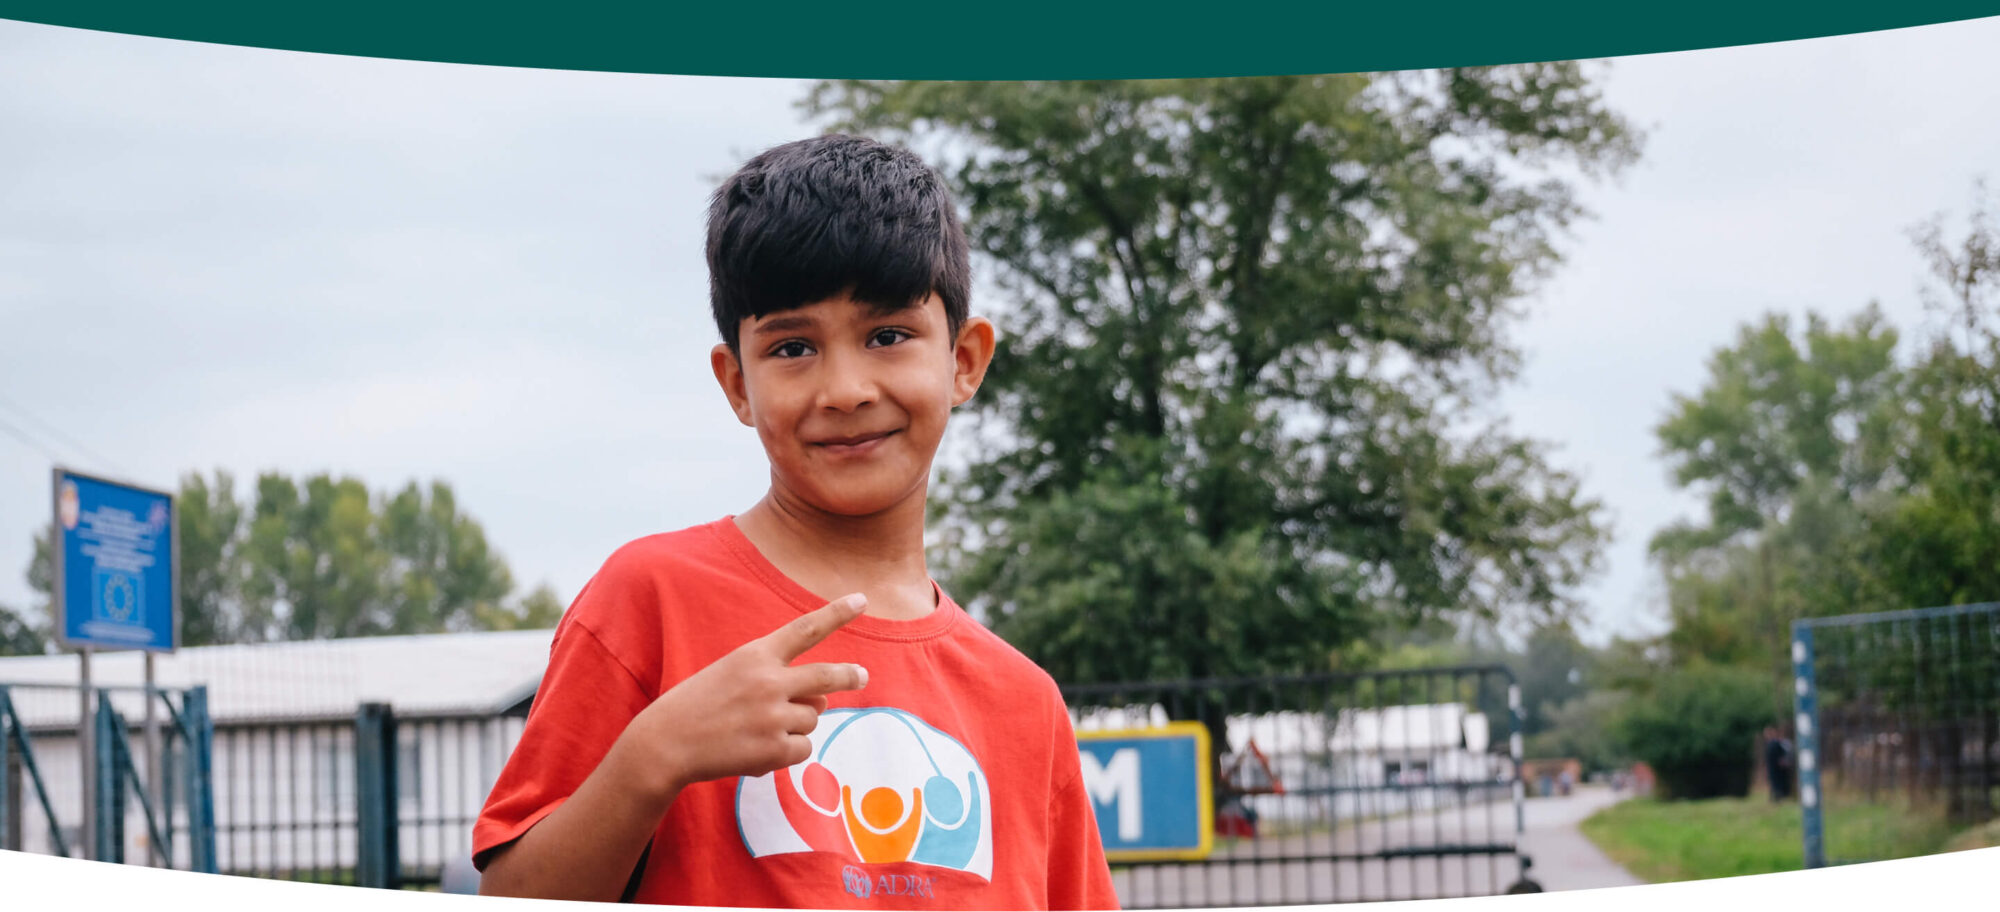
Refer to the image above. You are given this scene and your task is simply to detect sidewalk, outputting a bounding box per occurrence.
[1517,785,1645,890]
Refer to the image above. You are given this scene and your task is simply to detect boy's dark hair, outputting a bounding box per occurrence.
[706,134,970,352]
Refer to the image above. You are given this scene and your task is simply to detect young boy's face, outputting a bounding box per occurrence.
[712,293,993,518]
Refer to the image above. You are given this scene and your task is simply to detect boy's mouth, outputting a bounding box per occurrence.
[812,429,900,454]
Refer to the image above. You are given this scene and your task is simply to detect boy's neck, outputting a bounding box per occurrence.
[734,486,938,621]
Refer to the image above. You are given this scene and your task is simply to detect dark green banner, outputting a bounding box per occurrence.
[3,2,1999,78]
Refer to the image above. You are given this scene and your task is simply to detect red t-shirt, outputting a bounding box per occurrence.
[473,518,1119,910]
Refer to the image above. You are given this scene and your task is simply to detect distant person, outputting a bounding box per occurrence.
[470,136,1117,909]
[1764,726,1794,801]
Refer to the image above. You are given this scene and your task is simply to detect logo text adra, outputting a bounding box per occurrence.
[841,866,936,900]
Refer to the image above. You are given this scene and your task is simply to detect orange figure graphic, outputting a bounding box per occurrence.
[843,785,924,863]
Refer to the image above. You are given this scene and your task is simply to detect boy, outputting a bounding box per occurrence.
[472,134,1119,910]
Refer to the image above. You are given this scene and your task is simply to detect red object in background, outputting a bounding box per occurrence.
[1630,762,1656,795]
[1215,802,1257,838]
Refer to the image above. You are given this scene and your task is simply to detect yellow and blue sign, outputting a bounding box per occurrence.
[54,468,177,653]
[1076,722,1213,862]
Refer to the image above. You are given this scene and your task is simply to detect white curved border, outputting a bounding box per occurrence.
[4,846,1997,910]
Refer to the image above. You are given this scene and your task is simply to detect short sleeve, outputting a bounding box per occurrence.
[1046,731,1120,910]
[471,581,657,869]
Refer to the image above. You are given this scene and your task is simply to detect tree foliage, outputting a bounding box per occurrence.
[0,601,45,656]
[806,71,1638,686]
[1651,186,2000,683]
[1873,187,2000,609]
[1527,689,1632,774]
[23,469,560,645]
[1616,663,1772,799]
[1653,307,1902,555]
[1649,308,1905,676]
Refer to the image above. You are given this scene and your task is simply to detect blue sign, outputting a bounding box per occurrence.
[1077,722,1213,861]
[54,468,177,652]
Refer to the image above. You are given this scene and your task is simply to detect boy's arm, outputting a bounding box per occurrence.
[479,594,872,902]
[476,734,684,902]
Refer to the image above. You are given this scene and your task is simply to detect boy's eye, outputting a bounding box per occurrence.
[868,329,911,348]
[771,340,814,359]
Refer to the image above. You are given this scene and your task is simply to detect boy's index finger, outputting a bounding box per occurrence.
[765,593,868,661]
[790,661,870,697]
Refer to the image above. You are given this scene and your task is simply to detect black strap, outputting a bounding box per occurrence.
[620,841,652,903]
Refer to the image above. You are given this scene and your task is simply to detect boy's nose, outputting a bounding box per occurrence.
[818,354,879,412]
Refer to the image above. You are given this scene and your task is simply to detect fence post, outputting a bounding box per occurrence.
[1,687,12,852]
[1507,679,1525,840]
[183,686,217,874]
[1792,622,1825,869]
[355,702,400,889]
[93,695,126,864]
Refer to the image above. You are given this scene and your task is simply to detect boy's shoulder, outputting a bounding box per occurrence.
[596,518,738,577]
[949,604,1056,674]
[936,598,1073,712]
[555,519,742,636]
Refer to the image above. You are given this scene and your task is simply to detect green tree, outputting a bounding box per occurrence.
[242,472,523,640]
[1515,620,1593,735]
[242,473,390,640]
[379,480,515,633]
[477,582,568,631]
[1654,307,1902,552]
[1526,689,1631,773]
[808,72,1636,707]
[1616,663,1775,799]
[0,602,46,655]
[1650,308,1905,677]
[1873,185,2000,608]
[178,469,249,645]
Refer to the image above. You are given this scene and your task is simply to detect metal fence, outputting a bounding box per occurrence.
[1793,602,2000,867]
[195,705,527,888]
[1,682,215,871]
[16,668,1529,903]
[1063,666,1527,907]
[3,683,526,891]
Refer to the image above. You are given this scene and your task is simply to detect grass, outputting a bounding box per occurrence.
[1940,817,2000,853]
[1579,795,1956,883]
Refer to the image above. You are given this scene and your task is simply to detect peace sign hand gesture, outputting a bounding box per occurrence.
[621,593,871,798]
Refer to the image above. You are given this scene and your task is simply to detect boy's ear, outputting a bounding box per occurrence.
[951,316,997,407]
[711,343,756,427]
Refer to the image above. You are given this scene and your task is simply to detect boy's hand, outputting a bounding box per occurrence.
[618,593,871,798]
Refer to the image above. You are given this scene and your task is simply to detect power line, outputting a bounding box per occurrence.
[0,393,130,475]
[0,411,67,464]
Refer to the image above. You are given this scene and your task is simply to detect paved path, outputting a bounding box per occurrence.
[1516,786,1645,891]
[1110,785,1641,906]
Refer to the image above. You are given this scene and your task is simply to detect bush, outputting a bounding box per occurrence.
[1526,690,1634,775]
[1616,664,1774,799]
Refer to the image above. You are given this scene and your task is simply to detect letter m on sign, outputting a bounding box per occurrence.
[1075,723,1212,862]
[1080,747,1142,841]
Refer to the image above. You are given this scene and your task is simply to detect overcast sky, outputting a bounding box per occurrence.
[4,17,1999,645]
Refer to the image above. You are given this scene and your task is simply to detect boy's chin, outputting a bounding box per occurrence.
[805,492,918,518]
[777,478,926,519]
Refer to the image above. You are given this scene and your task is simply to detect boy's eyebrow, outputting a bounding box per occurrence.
[749,314,818,336]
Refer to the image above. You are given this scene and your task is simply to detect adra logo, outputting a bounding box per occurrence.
[737,708,994,881]
[840,865,936,900]
[841,866,872,898]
